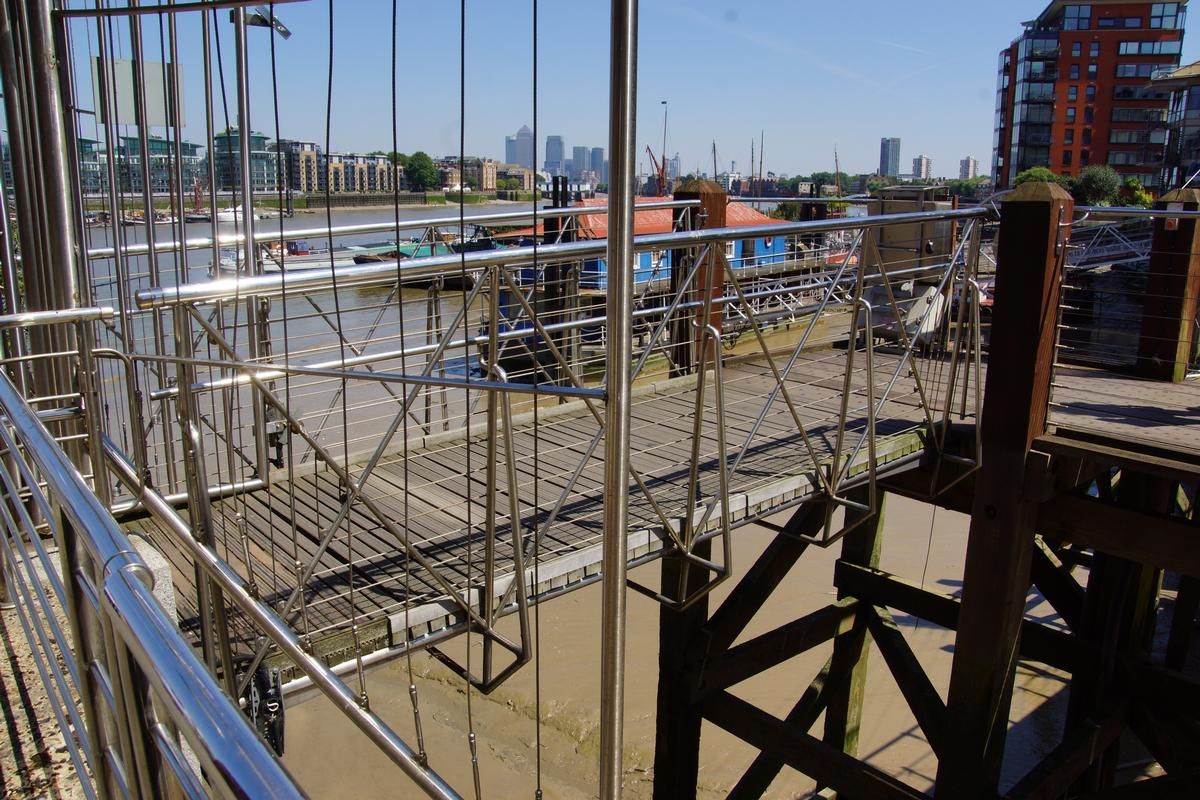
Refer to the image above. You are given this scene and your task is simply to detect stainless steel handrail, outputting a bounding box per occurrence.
[85,199,700,260]
[136,207,989,308]
[0,370,304,799]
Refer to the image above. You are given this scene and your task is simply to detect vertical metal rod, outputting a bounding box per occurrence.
[600,0,637,796]
[18,4,116,796]
[0,142,26,393]
[232,8,271,482]
[129,0,179,493]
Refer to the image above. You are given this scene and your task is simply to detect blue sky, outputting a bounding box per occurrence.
[65,0,1200,179]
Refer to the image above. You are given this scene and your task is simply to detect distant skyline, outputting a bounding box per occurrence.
[58,1,1200,181]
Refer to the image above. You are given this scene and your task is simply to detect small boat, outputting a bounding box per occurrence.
[208,247,243,277]
[215,205,245,223]
[184,211,211,222]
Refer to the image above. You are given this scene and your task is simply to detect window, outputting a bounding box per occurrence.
[1087,63,1098,78]
[1070,63,1080,79]
[1114,85,1169,100]
[1064,129,1075,144]
[1063,150,1074,166]
[1086,85,1096,101]
[1116,62,1175,78]
[1099,17,1142,28]
[1064,4,1091,29]
[1118,40,1181,55]
[1082,128,1092,145]
[1081,150,1090,165]
[1068,85,1078,101]
[1151,3,1181,29]
[1084,107,1094,123]
[1112,107,1167,122]
[1109,129,1166,144]
[1066,107,1077,122]
[1090,42,1100,57]
[1072,42,1082,57]
[1108,151,1144,165]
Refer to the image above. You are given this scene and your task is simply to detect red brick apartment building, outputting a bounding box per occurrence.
[993,1,1186,190]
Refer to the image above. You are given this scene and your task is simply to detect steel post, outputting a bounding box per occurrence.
[233,8,272,482]
[600,0,637,796]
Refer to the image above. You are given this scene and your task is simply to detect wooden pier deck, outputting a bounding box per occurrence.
[121,349,1200,670]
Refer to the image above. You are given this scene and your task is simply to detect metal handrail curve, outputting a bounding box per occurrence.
[0,370,304,799]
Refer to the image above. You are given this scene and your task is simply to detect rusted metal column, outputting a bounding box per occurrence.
[1136,188,1200,382]
[936,182,1072,799]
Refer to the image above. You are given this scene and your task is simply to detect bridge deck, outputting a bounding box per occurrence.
[121,350,1200,669]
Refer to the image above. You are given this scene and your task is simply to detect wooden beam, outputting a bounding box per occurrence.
[1126,697,1200,776]
[1034,432,1200,485]
[823,487,885,763]
[653,538,713,800]
[703,690,930,800]
[1030,537,1084,631]
[938,181,1073,800]
[1038,494,1200,578]
[1079,770,1200,799]
[834,561,1081,671]
[1166,575,1200,670]
[698,599,858,697]
[865,605,950,759]
[701,502,823,655]
[1136,188,1200,382]
[1004,705,1126,800]
[727,657,840,800]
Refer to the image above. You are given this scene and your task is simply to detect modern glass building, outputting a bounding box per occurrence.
[993,1,1186,190]
[212,128,279,193]
[1152,59,1200,187]
[879,137,901,178]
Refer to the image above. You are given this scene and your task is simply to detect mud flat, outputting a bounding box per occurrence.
[282,495,1081,798]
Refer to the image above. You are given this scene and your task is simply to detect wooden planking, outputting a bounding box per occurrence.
[123,346,1200,655]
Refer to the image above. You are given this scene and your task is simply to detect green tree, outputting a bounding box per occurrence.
[1072,165,1121,205]
[945,176,990,199]
[1014,166,1070,188]
[405,151,438,191]
[1117,176,1153,208]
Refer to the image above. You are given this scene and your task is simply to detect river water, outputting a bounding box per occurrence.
[85,204,523,487]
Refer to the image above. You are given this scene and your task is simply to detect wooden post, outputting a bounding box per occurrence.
[1137,188,1200,382]
[1066,470,1172,794]
[824,488,886,760]
[671,181,727,372]
[936,182,1072,799]
[651,542,710,800]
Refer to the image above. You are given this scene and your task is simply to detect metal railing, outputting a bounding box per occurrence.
[0,365,302,799]
[0,0,1000,796]
[34,200,985,797]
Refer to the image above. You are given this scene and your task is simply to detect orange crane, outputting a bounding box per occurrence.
[645,145,667,196]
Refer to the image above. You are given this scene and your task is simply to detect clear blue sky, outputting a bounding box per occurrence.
[66,0,1200,180]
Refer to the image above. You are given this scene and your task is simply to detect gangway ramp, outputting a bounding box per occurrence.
[123,347,955,679]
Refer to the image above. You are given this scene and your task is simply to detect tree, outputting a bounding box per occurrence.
[1014,166,1068,187]
[405,151,437,191]
[1117,176,1153,208]
[946,177,990,199]
[1072,165,1121,205]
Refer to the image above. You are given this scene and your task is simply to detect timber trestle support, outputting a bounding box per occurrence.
[650,183,1200,799]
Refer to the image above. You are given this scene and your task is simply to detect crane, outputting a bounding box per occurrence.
[645,146,667,196]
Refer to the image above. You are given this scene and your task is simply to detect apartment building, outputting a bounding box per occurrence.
[993,1,1186,190]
